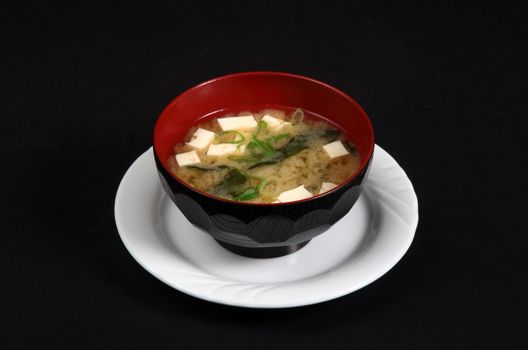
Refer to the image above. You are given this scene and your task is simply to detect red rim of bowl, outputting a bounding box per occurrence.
[153,71,375,206]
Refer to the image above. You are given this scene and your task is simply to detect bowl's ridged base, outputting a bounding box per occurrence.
[215,240,310,258]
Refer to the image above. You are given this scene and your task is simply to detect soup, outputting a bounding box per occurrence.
[168,109,360,203]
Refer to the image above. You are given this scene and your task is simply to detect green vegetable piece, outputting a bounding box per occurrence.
[247,153,285,169]
[250,135,275,155]
[278,136,308,157]
[255,119,267,137]
[320,129,341,143]
[211,168,248,197]
[256,176,278,194]
[188,164,230,171]
[217,130,245,144]
[279,129,339,157]
[344,142,357,154]
[233,188,259,201]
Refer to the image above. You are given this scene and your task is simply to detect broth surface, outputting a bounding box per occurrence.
[168,109,360,203]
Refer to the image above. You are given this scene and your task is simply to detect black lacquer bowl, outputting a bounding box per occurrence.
[153,72,375,258]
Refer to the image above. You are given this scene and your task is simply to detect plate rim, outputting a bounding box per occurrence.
[115,145,418,308]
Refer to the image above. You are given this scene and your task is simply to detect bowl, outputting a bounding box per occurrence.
[153,72,375,258]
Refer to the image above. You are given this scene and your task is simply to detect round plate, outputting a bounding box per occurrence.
[115,145,418,308]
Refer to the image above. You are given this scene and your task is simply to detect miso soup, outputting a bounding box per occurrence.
[168,109,360,203]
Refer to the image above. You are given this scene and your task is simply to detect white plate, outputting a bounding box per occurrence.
[115,145,418,308]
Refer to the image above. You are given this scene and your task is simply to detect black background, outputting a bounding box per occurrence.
[1,1,525,348]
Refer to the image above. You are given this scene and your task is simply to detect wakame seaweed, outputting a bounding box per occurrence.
[248,129,341,169]
[210,168,248,197]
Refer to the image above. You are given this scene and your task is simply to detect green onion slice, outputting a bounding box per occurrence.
[216,130,245,144]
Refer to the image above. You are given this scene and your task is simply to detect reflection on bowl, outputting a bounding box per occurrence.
[153,72,374,258]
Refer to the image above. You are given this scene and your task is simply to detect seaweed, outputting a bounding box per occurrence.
[248,129,341,169]
[210,168,248,197]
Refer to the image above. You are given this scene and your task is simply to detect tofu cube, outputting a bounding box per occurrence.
[261,114,291,129]
[217,115,257,131]
[186,128,216,149]
[323,140,349,159]
[175,150,201,167]
[319,182,338,194]
[206,143,246,156]
[277,185,313,203]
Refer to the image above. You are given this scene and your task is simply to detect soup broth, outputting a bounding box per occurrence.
[168,109,360,203]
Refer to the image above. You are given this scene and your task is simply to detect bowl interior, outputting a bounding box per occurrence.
[154,72,374,195]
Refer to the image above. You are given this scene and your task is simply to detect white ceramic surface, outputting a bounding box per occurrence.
[114,145,418,308]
